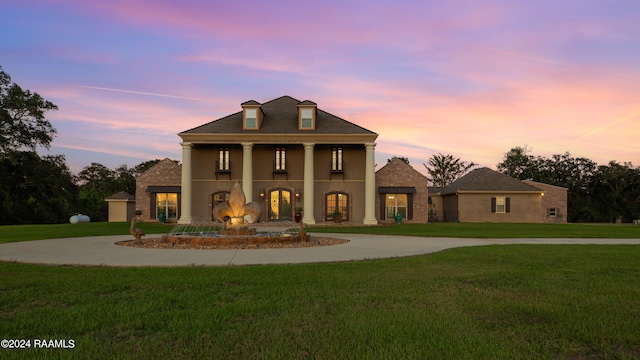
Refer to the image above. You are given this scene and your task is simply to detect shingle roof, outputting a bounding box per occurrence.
[180,95,377,135]
[441,167,541,195]
[104,191,135,201]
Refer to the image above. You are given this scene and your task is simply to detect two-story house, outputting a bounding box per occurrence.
[177,95,379,224]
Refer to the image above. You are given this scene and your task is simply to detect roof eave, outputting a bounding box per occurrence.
[179,132,378,144]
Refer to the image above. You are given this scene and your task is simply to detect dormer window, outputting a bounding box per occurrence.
[241,100,262,130]
[301,109,313,129]
[297,100,316,130]
[245,109,257,129]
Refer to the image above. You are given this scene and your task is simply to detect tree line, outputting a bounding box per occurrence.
[0,66,159,224]
[2,66,639,224]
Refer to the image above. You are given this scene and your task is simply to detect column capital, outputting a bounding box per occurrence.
[365,142,376,149]
[241,142,254,149]
[181,142,193,149]
[303,143,315,149]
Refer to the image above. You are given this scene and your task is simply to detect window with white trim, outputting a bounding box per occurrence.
[218,147,230,171]
[496,196,506,213]
[301,109,313,129]
[331,147,343,172]
[275,147,286,171]
[245,109,257,129]
[385,194,407,220]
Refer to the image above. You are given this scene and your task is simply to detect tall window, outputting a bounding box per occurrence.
[156,193,178,220]
[275,147,286,171]
[385,194,407,220]
[218,147,230,171]
[331,147,343,172]
[326,192,349,221]
[300,108,313,129]
[245,109,257,129]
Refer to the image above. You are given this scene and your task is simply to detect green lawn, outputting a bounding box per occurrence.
[0,222,173,244]
[309,222,640,238]
[1,223,639,358]
[1,222,638,245]
[1,245,639,359]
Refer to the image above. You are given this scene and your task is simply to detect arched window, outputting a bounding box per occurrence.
[325,192,349,221]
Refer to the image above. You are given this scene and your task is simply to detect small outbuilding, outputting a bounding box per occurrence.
[104,191,136,222]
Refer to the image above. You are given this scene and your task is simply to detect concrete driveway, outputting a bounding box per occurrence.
[1,233,639,267]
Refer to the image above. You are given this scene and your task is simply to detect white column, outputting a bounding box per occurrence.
[363,142,377,225]
[241,143,253,202]
[302,143,316,224]
[178,142,193,224]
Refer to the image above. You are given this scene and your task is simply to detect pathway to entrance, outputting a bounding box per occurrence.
[1,234,639,266]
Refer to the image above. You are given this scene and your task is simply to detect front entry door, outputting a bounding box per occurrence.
[269,189,292,221]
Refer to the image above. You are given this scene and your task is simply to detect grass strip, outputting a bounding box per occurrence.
[1,245,639,359]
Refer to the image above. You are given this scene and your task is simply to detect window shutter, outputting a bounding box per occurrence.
[177,193,181,220]
[379,193,386,220]
[491,197,496,213]
[407,194,414,220]
[150,193,157,220]
[505,197,511,213]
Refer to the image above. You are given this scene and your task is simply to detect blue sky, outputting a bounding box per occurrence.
[2,0,639,174]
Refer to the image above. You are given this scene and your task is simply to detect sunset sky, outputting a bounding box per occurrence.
[2,0,639,175]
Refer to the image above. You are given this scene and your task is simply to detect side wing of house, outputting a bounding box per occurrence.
[441,167,545,223]
[135,158,182,222]
[522,180,568,223]
[376,158,429,222]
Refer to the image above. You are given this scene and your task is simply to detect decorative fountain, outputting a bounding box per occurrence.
[117,181,348,249]
[160,181,307,248]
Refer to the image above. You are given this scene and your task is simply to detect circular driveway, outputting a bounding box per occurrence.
[1,233,640,266]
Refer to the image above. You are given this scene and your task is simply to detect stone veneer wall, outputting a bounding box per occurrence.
[522,180,568,223]
[135,159,182,221]
[375,159,429,223]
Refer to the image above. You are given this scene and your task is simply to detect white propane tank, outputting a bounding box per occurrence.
[70,214,90,224]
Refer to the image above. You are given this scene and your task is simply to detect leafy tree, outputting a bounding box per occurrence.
[76,159,162,221]
[0,66,74,224]
[496,145,535,179]
[0,66,58,154]
[592,161,640,223]
[387,156,410,164]
[497,146,640,223]
[423,153,476,187]
[0,151,78,224]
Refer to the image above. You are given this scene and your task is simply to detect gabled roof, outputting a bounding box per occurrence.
[105,191,135,201]
[180,95,377,136]
[441,167,541,195]
[376,158,428,179]
[136,158,181,181]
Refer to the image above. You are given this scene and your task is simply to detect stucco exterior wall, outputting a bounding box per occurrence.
[457,192,542,223]
[188,143,367,222]
[106,200,136,222]
[428,194,444,222]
